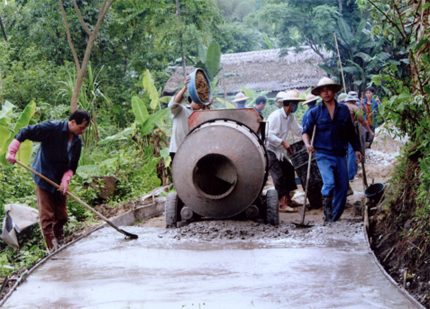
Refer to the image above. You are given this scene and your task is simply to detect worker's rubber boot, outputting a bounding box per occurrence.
[322,195,334,223]
[43,229,56,252]
[51,238,59,254]
[54,225,65,247]
[347,183,354,196]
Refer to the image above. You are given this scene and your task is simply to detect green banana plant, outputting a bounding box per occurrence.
[0,101,36,165]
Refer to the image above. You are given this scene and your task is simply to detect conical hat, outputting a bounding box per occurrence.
[232,92,250,103]
[311,77,342,95]
[281,89,305,102]
[303,93,319,105]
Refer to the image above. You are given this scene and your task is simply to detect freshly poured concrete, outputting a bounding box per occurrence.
[4,223,419,309]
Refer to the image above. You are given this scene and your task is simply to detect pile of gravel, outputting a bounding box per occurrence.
[171,221,290,241]
[169,220,364,245]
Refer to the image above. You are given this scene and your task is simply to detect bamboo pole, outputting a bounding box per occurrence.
[334,34,346,92]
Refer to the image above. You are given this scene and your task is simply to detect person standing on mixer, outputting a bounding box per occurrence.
[168,75,212,161]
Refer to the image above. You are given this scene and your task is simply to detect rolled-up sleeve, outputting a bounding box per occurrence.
[168,95,184,118]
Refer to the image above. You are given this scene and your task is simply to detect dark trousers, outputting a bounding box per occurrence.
[36,184,68,249]
[170,152,175,162]
[268,150,297,200]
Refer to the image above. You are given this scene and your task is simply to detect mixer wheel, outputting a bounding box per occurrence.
[165,192,178,228]
[266,189,279,225]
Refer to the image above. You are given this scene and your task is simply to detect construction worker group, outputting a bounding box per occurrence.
[167,75,380,223]
[6,75,379,251]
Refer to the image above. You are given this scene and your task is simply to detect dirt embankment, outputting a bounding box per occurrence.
[369,158,430,308]
[367,127,429,308]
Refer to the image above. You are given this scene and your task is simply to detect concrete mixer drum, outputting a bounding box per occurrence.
[166,108,279,227]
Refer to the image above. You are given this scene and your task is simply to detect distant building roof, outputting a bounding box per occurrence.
[162,47,331,95]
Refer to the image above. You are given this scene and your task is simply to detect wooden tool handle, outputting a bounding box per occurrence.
[15,161,138,239]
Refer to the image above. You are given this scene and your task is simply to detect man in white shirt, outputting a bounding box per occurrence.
[267,90,304,212]
[168,76,212,161]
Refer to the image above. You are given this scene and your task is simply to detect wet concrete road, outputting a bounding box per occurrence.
[4,223,418,309]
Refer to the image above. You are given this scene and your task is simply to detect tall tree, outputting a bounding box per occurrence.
[58,0,116,112]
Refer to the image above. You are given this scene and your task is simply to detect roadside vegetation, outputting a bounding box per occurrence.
[0,0,429,306]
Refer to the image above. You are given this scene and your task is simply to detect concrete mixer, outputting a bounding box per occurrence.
[165,108,279,227]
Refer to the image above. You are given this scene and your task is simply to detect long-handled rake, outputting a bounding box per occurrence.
[292,125,316,228]
[16,161,138,239]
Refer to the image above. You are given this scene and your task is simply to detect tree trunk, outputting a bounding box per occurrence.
[339,0,343,13]
[71,33,97,112]
[59,0,116,113]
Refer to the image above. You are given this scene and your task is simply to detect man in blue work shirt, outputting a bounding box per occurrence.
[7,110,90,251]
[302,78,362,222]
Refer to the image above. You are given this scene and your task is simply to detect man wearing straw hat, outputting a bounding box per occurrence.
[232,92,251,108]
[344,91,374,181]
[267,90,303,212]
[168,75,212,162]
[302,77,362,222]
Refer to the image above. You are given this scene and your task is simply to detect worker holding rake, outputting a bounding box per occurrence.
[302,78,362,222]
[7,110,91,252]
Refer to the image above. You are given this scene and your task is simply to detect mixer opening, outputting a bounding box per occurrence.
[193,153,238,199]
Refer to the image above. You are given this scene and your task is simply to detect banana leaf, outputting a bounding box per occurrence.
[140,109,169,136]
[206,42,221,80]
[0,125,12,152]
[98,127,135,145]
[143,70,159,110]
[0,101,14,120]
[337,17,353,46]
[0,101,36,160]
[132,96,149,124]
[16,140,33,166]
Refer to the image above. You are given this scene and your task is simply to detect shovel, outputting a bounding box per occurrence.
[16,161,138,239]
[292,125,316,228]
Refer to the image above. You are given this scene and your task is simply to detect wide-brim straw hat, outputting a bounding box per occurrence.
[303,93,320,105]
[232,92,251,103]
[337,93,348,102]
[311,77,342,95]
[280,89,305,102]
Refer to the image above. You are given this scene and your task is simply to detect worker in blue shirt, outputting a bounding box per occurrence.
[7,110,90,251]
[302,78,362,222]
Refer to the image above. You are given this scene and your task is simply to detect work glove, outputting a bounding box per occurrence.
[6,139,21,164]
[60,169,74,194]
